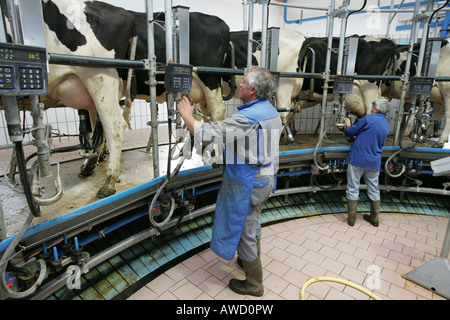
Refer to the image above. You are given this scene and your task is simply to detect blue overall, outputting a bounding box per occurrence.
[208,99,281,260]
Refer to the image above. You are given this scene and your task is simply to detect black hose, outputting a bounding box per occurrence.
[14,141,40,217]
[6,264,32,278]
[25,144,82,164]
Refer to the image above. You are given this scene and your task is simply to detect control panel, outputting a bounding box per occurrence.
[164,63,193,94]
[333,75,354,94]
[409,76,434,95]
[0,42,48,95]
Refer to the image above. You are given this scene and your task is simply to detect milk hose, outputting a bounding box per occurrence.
[313,120,333,171]
[0,214,47,299]
[148,127,191,228]
[300,277,381,300]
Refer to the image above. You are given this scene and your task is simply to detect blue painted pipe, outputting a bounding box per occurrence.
[440,6,450,37]
[282,0,445,25]
[77,209,148,247]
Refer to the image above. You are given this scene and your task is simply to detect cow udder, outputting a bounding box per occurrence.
[51,74,96,110]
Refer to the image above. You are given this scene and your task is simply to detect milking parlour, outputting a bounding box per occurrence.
[0,0,449,306]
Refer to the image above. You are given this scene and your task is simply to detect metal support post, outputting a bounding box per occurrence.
[173,6,190,65]
[243,0,248,30]
[246,0,272,69]
[172,6,190,134]
[259,0,269,68]
[403,217,450,299]
[1,96,23,143]
[165,0,174,63]
[30,95,52,177]
[146,0,160,179]
[267,27,280,72]
[246,0,255,68]
[318,0,336,141]
[165,0,175,123]
[332,0,350,76]
[393,0,422,147]
[415,1,434,78]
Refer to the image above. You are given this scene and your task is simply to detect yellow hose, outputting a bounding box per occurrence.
[300,277,381,300]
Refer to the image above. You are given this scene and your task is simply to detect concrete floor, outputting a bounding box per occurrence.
[129,212,449,300]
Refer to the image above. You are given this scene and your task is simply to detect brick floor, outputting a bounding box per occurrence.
[128,213,449,300]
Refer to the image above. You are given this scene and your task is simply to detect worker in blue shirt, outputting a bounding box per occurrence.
[177,66,282,297]
[344,97,390,227]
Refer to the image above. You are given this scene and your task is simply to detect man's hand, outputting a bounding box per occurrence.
[177,96,199,134]
[344,117,351,127]
[177,96,194,118]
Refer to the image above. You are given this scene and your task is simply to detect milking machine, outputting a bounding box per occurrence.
[0,0,62,299]
[147,5,196,230]
[311,0,362,172]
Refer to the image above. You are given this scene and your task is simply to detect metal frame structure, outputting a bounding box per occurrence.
[268,0,450,299]
[0,0,449,300]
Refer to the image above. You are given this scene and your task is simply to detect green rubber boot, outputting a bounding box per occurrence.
[347,199,358,226]
[364,200,380,227]
[229,256,264,297]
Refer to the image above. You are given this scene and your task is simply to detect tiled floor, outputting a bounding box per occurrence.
[128,212,449,300]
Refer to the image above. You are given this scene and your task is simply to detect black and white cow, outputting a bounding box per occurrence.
[40,0,136,198]
[381,39,450,148]
[295,35,397,117]
[295,35,450,148]
[127,10,230,122]
[222,29,305,143]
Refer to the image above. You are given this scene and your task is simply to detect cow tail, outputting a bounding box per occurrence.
[123,35,138,130]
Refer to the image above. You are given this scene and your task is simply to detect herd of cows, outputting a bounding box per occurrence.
[5,0,450,198]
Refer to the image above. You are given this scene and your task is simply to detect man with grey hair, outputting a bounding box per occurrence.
[344,97,390,227]
[177,66,282,297]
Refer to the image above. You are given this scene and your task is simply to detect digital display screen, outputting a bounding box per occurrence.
[0,43,46,64]
[172,65,192,74]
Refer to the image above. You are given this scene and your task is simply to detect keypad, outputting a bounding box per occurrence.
[0,43,47,95]
[0,66,15,90]
[171,75,191,91]
[19,67,44,91]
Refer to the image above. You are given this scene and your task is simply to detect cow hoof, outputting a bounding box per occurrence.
[79,159,97,177]
[79,166,95,177]
[96,186,116,198]
[279,135,290,145]
[280,134,296,145]
[432,142,444,148]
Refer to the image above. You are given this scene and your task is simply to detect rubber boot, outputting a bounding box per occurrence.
[347,199,358,226]
[364,200,380,227]
[237,238,260,269]
[229,256,264,297]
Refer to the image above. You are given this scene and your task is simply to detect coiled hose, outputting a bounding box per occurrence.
[300,277,381,300]
[0,214,47,299]
[148,127,191,228]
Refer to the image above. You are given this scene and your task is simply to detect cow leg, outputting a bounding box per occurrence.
[191,73,226,122]
[79,109,107,177]
[82,70,127,198]
[277,79,298,144]
[206,88,226,122]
